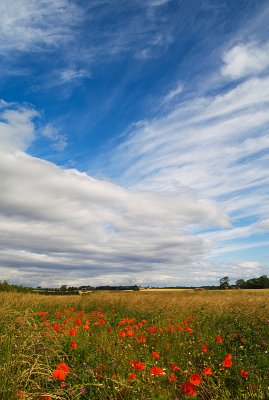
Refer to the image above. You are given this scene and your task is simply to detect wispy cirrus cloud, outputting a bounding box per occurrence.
[104,42,269,271]
[0,0,82,54]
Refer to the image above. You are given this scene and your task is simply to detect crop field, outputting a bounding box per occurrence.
[0,290,268,399]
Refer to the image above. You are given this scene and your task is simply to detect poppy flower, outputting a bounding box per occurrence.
[69,327,77,337]
[171,363,180,372]
[128,373,137,381]
[189,373,201,386]
[57,363,70,374]
[169,372,177,383]
[52,369,66,381]
[71,341,77,349]
[181,382,197,397]
[201,345,208,353]
[203,367,213,375]
[39,396,51,400]
[222,354,232,367]
[241,369,248,378]
[130,360,146,370]
[216,335,223,343]
[150,366,165,376]
[185,327,193,333]
[152,351,160,359]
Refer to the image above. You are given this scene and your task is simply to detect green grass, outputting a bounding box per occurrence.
[0,290,268,399]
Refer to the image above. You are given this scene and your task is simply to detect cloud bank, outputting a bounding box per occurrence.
[0,102,229,287]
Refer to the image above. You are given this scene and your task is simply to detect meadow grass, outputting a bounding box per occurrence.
[0,290,268,399]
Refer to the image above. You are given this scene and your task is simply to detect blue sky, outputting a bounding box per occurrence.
[0,0,269,287]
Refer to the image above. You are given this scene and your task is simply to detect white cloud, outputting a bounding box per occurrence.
[59,68,91,83]
[0,103,37,152]
[0,0,82,53]
[256,219,269,230]
[105,56,269,273]
[221,42,269,79]
[163,83,184,104]
[41,124,68,152]
[0,100,230,286]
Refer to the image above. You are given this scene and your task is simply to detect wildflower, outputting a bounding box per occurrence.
[69,327,77,337]
[185,327,193,333]
[52,369,66,380]
[39,396,51,400]
[222,354,232,368]
[130,360,146,370]
[216,335,223,343]
[71,341,77,349]
[152,351,160,359]
[83,325,90,331]
[136,336,146,343]
[126,330,135,337]
[171,363,180,372]
[128,373,137,381]
[189,373,201,386]
[181,382,197,397]
[241,369,249,378]
[201,345,208,353]
[57,363,70,374]
[169,372,177,383]
[203,367,213,375]
[150,366,166,376]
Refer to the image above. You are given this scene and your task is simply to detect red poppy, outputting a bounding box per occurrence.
[128,373,137,381]
[39,396,51,400]
[181,382,197,397]
[52,369,66,381]
[171,363,180,371]
[130,360,146,370]
[241,369,248,378]
[150,366,165,376]
[203,367,213,375]
[136,336,146,343]
[57,363,70,373]
[69,327,77,337]
[216,335,223,343]
[169,372,177,383]
[189,373,201,386]
[83,325,89,331]
[185,327,193,333]
[222,354,232,367]
[71,341,77,349]
[201,345,208,353]
[152,351,160,359]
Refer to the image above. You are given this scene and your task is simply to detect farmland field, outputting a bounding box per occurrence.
[0,290,268,399]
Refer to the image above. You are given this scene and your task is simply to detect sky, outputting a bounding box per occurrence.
[0,0,269,288]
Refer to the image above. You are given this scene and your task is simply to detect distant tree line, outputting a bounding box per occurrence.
[235,275,269,289]
[0,280,33,293]
[218,275,269,289]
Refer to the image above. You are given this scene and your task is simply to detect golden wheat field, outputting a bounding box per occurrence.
[0,290,268,400]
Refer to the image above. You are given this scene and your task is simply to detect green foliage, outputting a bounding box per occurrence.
[235,275,269,289]
[0,280,33,293]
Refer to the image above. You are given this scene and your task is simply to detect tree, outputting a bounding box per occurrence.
[236,279,245,289]
[219,276,229,289]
